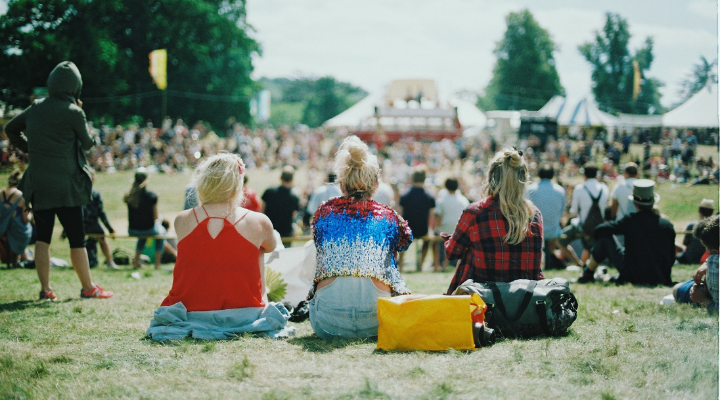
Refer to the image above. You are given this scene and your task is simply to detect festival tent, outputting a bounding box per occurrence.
[324,94,486,130]
[662,83,719,128]
[537,96,620,127]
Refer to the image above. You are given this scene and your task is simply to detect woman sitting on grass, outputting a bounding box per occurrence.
[309,135,412,340]
[124,170,164,269]
[444,147,544,294]
[147,153,292,340]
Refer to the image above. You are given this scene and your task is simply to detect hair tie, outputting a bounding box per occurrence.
[238,160,245,175]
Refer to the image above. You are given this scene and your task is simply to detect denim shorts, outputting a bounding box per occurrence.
[675,279,694,304]
[309,276,391,340]
[129,223,165,253]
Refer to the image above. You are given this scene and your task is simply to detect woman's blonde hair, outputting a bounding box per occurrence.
[334,135,379,200]
[193,153,245,206]
[483,148,534,245]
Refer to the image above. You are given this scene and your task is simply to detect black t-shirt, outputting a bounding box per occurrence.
[262,185,299,237]
[127,189,158,230]
[399,186,436,238]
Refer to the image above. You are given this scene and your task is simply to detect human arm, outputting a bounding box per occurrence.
[258,215,277,254]
[689,284,713,308]
[610,198,619,221]
[594,217,626,240]
[4,109,29,153]
[95,192,115,234]
[153,204,159,222]
[444,209,473,261]
[71,106,94,151]
[693,263,708,285]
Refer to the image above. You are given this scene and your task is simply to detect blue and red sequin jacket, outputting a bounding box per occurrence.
[308,197,413,299]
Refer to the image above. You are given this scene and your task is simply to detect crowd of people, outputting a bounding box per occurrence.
[2,61,718,342]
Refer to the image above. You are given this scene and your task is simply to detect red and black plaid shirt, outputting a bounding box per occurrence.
[445,197,544,294]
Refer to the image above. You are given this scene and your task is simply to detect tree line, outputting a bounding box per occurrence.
[0,3,715,129]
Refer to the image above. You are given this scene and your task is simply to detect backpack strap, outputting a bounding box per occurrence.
[582,185,602,203]
[487,280,538,322]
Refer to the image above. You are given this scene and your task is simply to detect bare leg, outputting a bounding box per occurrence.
[35,241,51,292]
[581,249,590,264]
[154,252,162,269]
[418,241,430,271]
[70,247,94,291]
[133,251,142,268]
[559,244,583,266]
[585,255,599,272]
[99,237,116,267]
[433,242,441,271]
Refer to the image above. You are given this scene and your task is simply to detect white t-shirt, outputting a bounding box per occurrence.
[306,183,342,215]
[570,178,609,224]
[372,181,395,208]
[435,191,470,234]
[610,177,636,221]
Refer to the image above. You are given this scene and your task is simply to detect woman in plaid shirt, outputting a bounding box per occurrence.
[444,148,544,294]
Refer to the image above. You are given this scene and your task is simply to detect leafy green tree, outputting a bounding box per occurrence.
[301,77,346,128]
[677,56,718,105]
[579,13,663,114]
[0,0,259,128]
[481,9,564,111]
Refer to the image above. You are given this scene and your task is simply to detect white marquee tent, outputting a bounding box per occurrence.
[662,83,719,128]
[324,94,486,130]
[537,96,620,127]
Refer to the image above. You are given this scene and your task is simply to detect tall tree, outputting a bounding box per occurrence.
[0,0,259,128]
[677,56,718,105]
[481,9,564,111]
[579,13,663,114]
[301,77,347,128]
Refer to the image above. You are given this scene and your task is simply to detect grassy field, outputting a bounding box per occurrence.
[0,148,718,399]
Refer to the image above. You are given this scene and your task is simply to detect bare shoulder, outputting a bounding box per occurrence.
[241,209,273,232]
[175,208,198,240]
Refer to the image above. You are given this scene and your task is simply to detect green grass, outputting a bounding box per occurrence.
[0,146,717,399]
[0,264,716,399]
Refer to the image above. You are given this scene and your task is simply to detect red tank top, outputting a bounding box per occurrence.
[161,207,264,312]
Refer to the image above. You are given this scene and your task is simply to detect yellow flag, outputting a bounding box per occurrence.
[149,49,167,90]
[632,60,641,100]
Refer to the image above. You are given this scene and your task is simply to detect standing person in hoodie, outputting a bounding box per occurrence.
[4,61,114,300]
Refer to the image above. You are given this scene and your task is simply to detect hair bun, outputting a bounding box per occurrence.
[346,144,366,169]
[505,151,522,168]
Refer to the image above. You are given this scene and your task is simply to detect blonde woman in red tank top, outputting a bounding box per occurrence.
[162,153,277,312]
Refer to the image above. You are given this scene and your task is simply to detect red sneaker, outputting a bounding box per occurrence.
[80,284,114,299]
[39,289,57,301]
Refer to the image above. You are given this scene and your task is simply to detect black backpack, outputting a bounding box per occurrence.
[581,186,604,236]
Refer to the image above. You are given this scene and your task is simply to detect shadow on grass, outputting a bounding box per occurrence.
[287,335,373,353]
[0,298,73,313]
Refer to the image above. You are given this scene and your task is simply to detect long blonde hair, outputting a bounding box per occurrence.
[483,148,534,245]
[334,135,379,200]
[193,153,245,206]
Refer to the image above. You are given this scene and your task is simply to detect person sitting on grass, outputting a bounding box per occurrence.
[124,169,164,269]
[672,215,719,311]
[147,153,292,340]
[576,179,675,286]
[0,170,33,267]
[309,135,412,340]
[444,147,544,295]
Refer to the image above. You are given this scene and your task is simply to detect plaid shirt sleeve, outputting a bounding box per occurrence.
[706,254,719,311]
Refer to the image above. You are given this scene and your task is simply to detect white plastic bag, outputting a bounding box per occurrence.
[264,240,316,306]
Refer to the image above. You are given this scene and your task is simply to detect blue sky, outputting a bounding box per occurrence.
[1,0,716,108]
[246,0,718,108]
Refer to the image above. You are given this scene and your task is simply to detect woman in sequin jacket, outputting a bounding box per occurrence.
[308,135,413,340]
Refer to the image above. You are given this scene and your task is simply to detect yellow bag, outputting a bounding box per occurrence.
[376,293,485,351]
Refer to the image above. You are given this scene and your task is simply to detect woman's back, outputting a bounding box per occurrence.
[161,207,264,312]
[445,197,544,294]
